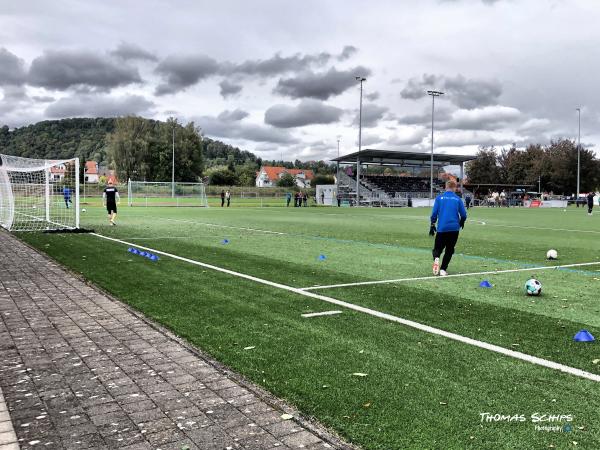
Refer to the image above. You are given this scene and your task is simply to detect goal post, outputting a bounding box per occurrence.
[127,180,209,207]
[0,154,80,231]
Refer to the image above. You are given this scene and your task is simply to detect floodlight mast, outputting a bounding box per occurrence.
[172,120,176,198]
[427,90,444,200]
[356,76,366,206]
[576,108,581,199]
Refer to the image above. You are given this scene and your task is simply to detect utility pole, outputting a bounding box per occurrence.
[355,76,366,206]
[576,108,581,199]
[427,90,444,201]
[172,120,176,198]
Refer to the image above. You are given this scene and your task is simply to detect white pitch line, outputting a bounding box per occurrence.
[299,261,600,291]
[301,310,343,318]
[91,232,600,383]
[127,236,192,240]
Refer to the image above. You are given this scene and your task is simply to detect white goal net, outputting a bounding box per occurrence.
[0,154,80,231]
[127,180,209,207]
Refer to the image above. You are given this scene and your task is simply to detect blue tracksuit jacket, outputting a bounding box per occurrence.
[430,191,468,232]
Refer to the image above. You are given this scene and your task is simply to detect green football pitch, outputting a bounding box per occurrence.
[18,205,600,449]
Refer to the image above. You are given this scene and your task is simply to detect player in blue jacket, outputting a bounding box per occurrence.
[429,180,467,276]
[63,186,72,209]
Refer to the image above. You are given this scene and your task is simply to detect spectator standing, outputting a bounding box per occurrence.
[226,190,231,207]
[220,190,225,207]
[286,192,292,207]
[587,192,595,215]
[303,192,308,207]
[320,190,325,205]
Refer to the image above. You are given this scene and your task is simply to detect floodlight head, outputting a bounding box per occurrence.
[427,90,444,96]
[356,76,367,82]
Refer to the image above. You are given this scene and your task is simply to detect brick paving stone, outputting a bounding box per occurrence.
[0,230,351,449]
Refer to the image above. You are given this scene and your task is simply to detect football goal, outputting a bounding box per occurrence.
[127,180,209,207]
[0,154,80,231]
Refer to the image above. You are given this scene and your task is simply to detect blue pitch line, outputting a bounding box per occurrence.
[154,216,600,277]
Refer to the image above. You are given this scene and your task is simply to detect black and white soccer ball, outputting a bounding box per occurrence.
[525,278,542,296]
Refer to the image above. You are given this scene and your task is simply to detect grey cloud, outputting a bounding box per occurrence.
[0,86,29,116]
[435,131,514,147]
[219,79,243,98]
[31,95,55,103]
[386,127,429,146]
[29,50,142,91]
[217,109,249,121]
[338,45,358,61]
[196,112,297,144]
[154,54,219,95]
[354,103,388,128]
[274,66,371,100]
[2,85,27,101]
[365,92,380,101]
[360,132,384,146]
[440,105,521,130]
[264,99,343,128]
[0,48,26,86]
[400,74,502,109]
[223,51,332,77]
[45,94,154,118]
[110,42,158,62]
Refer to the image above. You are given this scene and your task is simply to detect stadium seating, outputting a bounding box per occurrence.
[363,175,444,197]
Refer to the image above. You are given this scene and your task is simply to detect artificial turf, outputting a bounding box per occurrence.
[17,204,600,449]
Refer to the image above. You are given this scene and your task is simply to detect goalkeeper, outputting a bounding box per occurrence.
[103,180,120,226]
[429,180,467,276]
[63,186,72,209]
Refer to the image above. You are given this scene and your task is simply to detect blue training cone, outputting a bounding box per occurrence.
[127,247,134,253]
[149,255,159,261]
[318,254,327,261]
[131,248,139,255]
[221,239,229,244]
[479,280,492,288]
[573,330,595,342]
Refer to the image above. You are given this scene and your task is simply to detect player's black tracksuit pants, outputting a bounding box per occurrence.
[588,202,594,214]
[432,231,459,271]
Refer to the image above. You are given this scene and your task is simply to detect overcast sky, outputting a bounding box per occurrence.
[1,0,598,161]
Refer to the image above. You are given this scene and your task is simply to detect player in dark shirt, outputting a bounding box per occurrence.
[103,180,120,226]
[587,192,595,215]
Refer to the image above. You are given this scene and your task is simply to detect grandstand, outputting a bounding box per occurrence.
[332,149,476,206]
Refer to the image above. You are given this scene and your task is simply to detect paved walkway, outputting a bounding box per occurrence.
[0,231,349,450]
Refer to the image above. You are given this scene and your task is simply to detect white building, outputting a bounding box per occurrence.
[255,166,314,188]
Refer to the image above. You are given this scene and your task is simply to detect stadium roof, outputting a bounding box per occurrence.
[331,149,476,167]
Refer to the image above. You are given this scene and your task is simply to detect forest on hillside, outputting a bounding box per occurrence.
[0,117,335,186]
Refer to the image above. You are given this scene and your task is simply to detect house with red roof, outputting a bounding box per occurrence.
[255,166,314,188]
[49,164,66,181]
[84,161,99,183]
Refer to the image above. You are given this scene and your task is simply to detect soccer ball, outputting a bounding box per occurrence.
[546,249,558,260]
[82,208,86,212]
[525,278,542,296]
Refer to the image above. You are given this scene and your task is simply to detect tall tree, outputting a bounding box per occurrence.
[465,148,501,184]
[107,116,151,181]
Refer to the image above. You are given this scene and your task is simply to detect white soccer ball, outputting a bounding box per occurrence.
[525,278,542,296]
[32,205,37,209]
[82,208,87,213]
[546,249,558,260]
